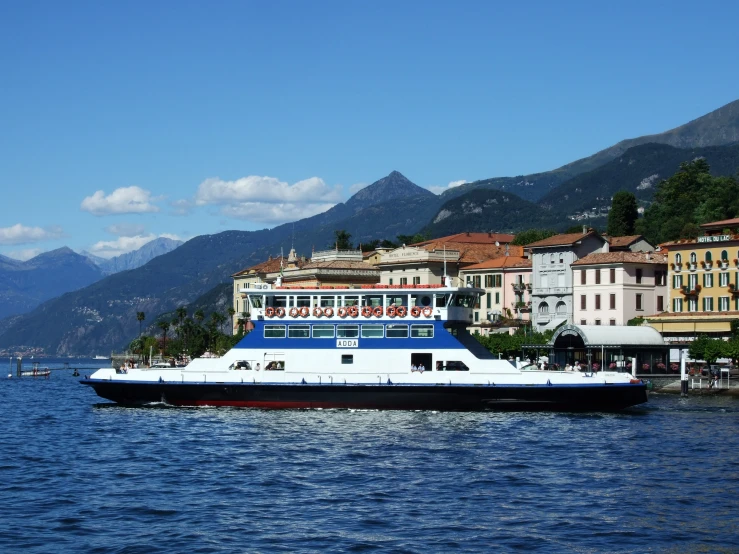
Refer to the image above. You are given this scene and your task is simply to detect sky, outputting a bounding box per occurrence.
[2,0,738,260]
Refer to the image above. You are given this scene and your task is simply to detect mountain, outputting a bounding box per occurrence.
[443,99,739,202]
[0,248,105,320]
[82,237,184,275]
[0,172,441,355]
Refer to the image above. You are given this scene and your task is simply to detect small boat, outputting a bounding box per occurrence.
[19,362,51,378]
[81,284,647,411]
[94,355,109,360]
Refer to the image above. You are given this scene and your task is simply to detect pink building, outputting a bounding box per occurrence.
[572,251,668,326]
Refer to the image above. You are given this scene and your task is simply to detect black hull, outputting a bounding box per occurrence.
[81,380,648,412]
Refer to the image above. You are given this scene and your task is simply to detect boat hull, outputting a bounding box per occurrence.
[81,380,647,412]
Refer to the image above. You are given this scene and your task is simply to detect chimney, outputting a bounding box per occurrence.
[582,225,587,235]
[646,252,651,261]
[466,232,470,237]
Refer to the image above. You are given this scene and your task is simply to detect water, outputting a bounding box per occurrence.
[1,359,738,553]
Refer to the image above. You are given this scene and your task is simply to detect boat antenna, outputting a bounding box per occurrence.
[443,244,450,287]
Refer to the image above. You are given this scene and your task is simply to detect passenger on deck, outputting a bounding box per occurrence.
[565,363,573,372]
[256,363,261,371]
[418,363,425,373]
[411,364,418,372]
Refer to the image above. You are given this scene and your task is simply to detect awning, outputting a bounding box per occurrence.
[540,317,567,331]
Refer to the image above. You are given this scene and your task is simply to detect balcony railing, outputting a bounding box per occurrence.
[511,282,531,291]
[512,301,532,313]
[680,284,701,296]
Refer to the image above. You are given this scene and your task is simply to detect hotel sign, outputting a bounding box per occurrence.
[698,234,731,243]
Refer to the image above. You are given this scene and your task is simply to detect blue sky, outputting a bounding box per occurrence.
[1,0,738,260]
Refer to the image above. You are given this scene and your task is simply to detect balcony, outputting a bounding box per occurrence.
[534,287,572,295]
[680,284,701,297]
[513,301,532,313]
[511,282,531,292]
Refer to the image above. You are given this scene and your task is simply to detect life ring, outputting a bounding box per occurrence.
[324,307,334,317]
[386,306,397,317]
[338,307,348,318]
[361,306,372,317]
[289,307,299,317]
[275,307,285,317]
[313,307,323,317]
[396,306,407,317]
[410,306,421,317]
[300,307,310,317]
[373,306,383,317]
[422,307,433,317]
[348,306,359,317]
[265,307,275,317]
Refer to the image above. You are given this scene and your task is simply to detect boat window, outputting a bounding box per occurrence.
[435,294,448,308]
[343,295,359,307]
[361,324,383,338]
[385,294,406,307]
[230,360,252,370]
[249,295,263,309]
[411,294,432,307]
[320,296,335,308]
[386,324,409,338]
[296,296,311,307]
[452,295,475,308]
[337,324,359,338]
[444,361,469,371]
[363,295,383,307]
[264,325,286,338]
[288,325,310,338]
[273,295,287,308]
[312,325,335,338]
[341,354,353,365]
[411,324,434,338]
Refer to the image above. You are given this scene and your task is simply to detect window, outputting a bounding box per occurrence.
[720,273,730,287]
[705,251,712,262]
[360,324,383,338]
[610,293,616,309]
[595,294,601,310]
[288,324,310,338]
[703,297,714,312]
[400,277,408,285]
[719,296,730,311]
[581,270,586,285]
[595,319,601,326]
[296,296,311,307]
[690,252,697,264]
[636,268,643,284]
[580,295,586,310]
[486,292,491,309]
[495,292,500,304]
[435,295,447,308]
[657,295,664,312]
[673,297,683,312]
[444,361,469,371]
[320,296,335,307]
[493,275,502,287]
[539,302,549,314]
[485,275,493,288]
[249,295,263,308]
[595,270,601,284]
[675,253,682,264]
[704,273,713,288]
[343,296,360,307]
[636,294,643,311]
[559,254,564,264]
[550,253,555,263]
[673,275,683,289]
[688,274,698,289]
[386,324,409,338]
[413,276,421,285]
[688,298,698,312]
[341,354,353,365]
[337,324,359,338]
[655,271,666,286]
[312,325,335,338]
[264,325,286,338]
[580,319,587,325]
[721,250,728,261]
[474,311,479,322]
[388,278,393,285]
[610,319,616,326]
[411,324,434,338]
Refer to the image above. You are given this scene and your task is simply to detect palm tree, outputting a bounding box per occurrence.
[227,307,236,334]
[137,311,146,336]
[176,307,187,326]
[157,320,171,355]
[194,309,205,326]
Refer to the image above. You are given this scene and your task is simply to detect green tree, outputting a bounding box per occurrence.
[227,306,236,334]
[332,230,353,250]
[194,309,205,326]
[511,229,556,246]
[157,320,171,355]
[607,191,639,236]
[136,311,146,336]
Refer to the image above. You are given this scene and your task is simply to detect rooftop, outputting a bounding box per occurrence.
[572,251,667,266]
[606,235,646,248]
[463,256,532,270]
[700,217,739,230]
[526,230,602,248]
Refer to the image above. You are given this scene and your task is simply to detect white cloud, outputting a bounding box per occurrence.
[194,176,342,205]
[427,179,468,195]
[221,202,337,225]
[5,248,43,261]
[170,198,194,216]
[348,182,369,195]
[0,224,64,245]
[81,186,160,215]
[105,223,147,237]
[87,233,182,259]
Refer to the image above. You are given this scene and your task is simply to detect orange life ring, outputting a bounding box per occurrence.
[422,307,433,317]
[348,306,359,317]
[373,306,383,317]
[410,306,421,317]
[338,307,348,318]
[386,306,397,317]
[275,307,285,317]
[324,307,334,317]
[265,307,275,317]
[361,306,372,317]
[300,307,309,317]
[289,307,299,317]
[313,307,323,317]
[396,306,407,317]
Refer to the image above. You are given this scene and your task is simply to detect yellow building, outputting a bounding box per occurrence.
[646,217,739,343]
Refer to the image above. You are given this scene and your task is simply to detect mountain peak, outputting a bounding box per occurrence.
[346,171,435,210]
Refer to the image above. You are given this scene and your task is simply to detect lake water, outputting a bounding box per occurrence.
[1,358,738,553]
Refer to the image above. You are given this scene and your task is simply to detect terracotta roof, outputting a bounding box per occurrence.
[300,260,379,271]
[572,252,667,266]
[463,256,532,270]
[415,241,524,264]
[413,232,515,246]
[607,235,643,248]
[700,217,739,229]
[232,256,286,277]
[660,235,739,247]
[647,311,739,319]
[526,230,602,248]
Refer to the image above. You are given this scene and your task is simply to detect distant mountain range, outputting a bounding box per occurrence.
[82,237,183,275]
[2,100,739,355]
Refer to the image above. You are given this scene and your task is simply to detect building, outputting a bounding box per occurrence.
[572,251,668,326]
[646,217,739,343]
[459,256,532,333]
[377,233,522,287]
[526,228,608,331]
[605,234,655,252]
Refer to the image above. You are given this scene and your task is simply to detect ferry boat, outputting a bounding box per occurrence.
[81,283,647,411]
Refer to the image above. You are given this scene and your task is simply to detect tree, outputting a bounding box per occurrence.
[227,307,236,334]
[511,229,556,246]
[157,320,171,355]
[194,309,205,326]
[136,311,146,336]
[396,233,429,246]
[332,230,353,250]
[607,191,638,236]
